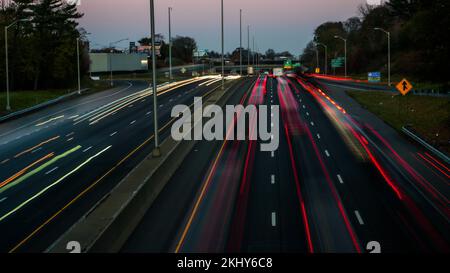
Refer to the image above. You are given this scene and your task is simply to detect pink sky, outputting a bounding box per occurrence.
[78,0,367,55]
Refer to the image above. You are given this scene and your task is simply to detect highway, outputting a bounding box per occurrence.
[0,76,230,252]
[123,74,449,253]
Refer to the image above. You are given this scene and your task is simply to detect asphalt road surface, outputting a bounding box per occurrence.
[124,75,449,253]
[0,76,228,252]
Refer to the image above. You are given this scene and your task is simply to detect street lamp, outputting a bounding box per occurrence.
[374,27,391,86]
[109,38,129,87]
[334,35,347,77]
[149,0,160,157]
[5,18,29,111]
[247,25,250,72]
[221,0,224,90]
[316,42,328,75]
[240,9,242,76]
[76,37,81,94]
[168,7,173,82]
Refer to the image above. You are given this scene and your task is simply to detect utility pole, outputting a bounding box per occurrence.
[150,0,160,157]
[169,7,173,81]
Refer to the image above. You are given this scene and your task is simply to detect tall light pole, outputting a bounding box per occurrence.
[109,38,128,87]
[5,19,28,111]
[168,7,173,81]
[76,37,81,94]
[221,0,224,90]
[239,9,242,76]
[334,35,347,77]
[247,25,250,72]
[316,42,328,75]
[315,47,319,72]
[374,27,391,86]
[149,0,160,157]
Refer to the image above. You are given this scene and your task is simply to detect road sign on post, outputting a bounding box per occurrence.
[368,72,381,83]
[396,78,413,96]
[331,58,344,68]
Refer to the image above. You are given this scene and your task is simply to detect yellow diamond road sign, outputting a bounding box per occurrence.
[396,79,413,96]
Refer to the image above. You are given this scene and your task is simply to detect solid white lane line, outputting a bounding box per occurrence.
[271,175,275,185]
[110,132,117,137]
[325,150,330,157]
[130,120,136,125]
[271,212,277,227]
[337,174,344,184]
[0,197,7,203]
[83,146,92,153]
[45,167,59,175]
[355,210,365,225]
[317,134,321,139]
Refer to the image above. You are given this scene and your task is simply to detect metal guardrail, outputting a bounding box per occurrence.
[0,88,90,123]
[402,126,450,165]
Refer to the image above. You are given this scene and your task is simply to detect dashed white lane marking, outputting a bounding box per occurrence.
[66,132,75,137]
[310,121,315,126]
[128,104,134,108]
[67,137,74,142]
[325,150,330,157]
[146,111,152,115]
[0,159,10,165]
[306,112,310,116]
[271,175,275,185]
[31,147,43,154]
[45,167,59,175]
[271,212,277,227]
[169,99,173,102]
[130,120,136,125]
[141,99,146,102]
[271,151,275,158]
[355,210,365,225]
[337,174,344,184]
[0,197,7,203]
[68,115,79,119]
[302,105,306,109]
[110,132,117,137]
[83,146,92,153]
[159,104,164,108]
[271,123,274,128]
[317,134,321,139]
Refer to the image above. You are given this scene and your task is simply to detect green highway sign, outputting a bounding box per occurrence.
[331,57,344,68]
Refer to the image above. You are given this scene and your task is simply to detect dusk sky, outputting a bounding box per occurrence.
[78,0,372,55]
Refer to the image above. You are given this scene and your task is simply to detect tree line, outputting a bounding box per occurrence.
[0,0,86,91]
[300,0,450,84]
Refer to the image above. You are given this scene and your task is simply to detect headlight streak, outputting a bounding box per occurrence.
[35,116,65,127]
[0,145,111,223]
[0,153,55,189]
[13,136,60,159]
[0,146,82,194]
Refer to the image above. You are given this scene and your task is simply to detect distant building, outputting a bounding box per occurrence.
[89,53,149,73]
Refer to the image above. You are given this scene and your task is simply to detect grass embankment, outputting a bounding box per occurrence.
[347,91,450,154]
[0,79,110,117]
